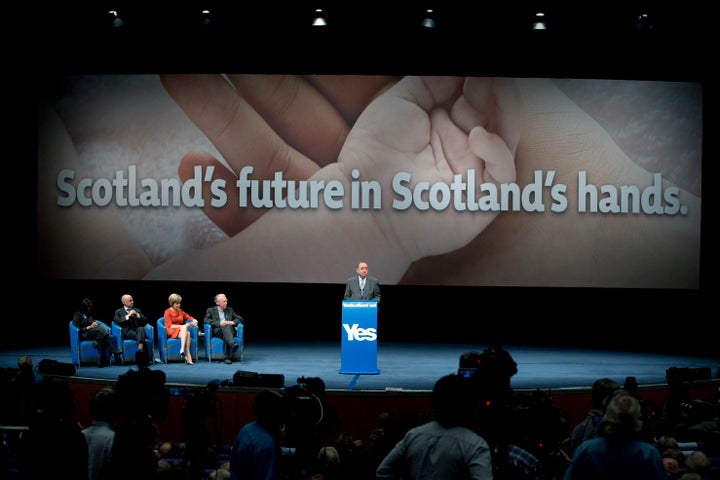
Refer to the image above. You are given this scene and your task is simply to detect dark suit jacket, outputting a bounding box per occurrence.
[344,275,381,302]
[113,306,148,333]
[204,306,243,329]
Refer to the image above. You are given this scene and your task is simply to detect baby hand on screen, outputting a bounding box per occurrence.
[326,75,521,261]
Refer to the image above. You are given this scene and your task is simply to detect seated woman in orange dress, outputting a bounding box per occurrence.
[163,293,198,364]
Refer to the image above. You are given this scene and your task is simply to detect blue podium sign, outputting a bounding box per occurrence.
[339,300,380,376]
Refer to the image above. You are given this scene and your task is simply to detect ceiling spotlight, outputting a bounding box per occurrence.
[108,9,124,29]
[200,9,215,29]
[312,8,328,26]
[532,11,547,30]
[421,9,436,28]
[634,12,653,32]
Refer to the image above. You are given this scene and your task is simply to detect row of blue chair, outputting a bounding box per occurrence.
[69,318,244,367]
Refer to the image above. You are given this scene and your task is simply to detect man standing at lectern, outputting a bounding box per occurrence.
[344,261,381,302]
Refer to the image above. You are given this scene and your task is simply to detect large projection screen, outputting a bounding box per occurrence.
[38,75,702,289]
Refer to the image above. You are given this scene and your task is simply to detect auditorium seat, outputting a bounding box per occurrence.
[111,321,154,365]
[68,320,111,367]
[156,318,198,363]
[203,322,244,362]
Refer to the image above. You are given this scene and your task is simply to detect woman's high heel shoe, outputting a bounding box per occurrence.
[185,357,194,365]
[178,350,185,361]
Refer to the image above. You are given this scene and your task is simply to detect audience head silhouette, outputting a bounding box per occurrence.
[686,450,711,476]
[592,377,622,411]
[89,387,117,424]
[432,373,478,428]
[600,391,643,438]
[253,389,290,432]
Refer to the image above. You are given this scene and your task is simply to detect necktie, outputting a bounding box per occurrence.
[360,279,365,292]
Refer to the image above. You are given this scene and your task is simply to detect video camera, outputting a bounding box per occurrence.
[182,381,220,420]
[285,377,327,429]
[115,368,169,420]
[458,344,518,392]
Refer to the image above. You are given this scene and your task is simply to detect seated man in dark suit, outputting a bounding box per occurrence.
[113,294,149,362]
[204,293,243,364]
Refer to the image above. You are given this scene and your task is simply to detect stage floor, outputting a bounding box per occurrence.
[2,341,718,392]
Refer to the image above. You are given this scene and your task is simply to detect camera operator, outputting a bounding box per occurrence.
[114,294,150,363]
[460,345,572,480]
[459,345,518,479]
[107,368,169,480]
[283,377,339,478]
[658,367,696,437]
[181,381,223,477]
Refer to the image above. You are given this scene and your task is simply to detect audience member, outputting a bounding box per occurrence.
[14,356,43,389]
[157,440,185,460]
[0,356,42,473]
[625,375,659,440]
[108,411,163,480]
[73,297,122,367]
[658,368,695,437]
[203,293,243,364]
[83,387,118,480]
[682,398,720,445]
[3,356,42,420]
[661,447,685,479]
[565,377,622,456]
[309,445,341,480]
[181,384,222,477]
[328,432,373,480]
[107,368,170,480]
[502,389,570,480]
[375,373,493,479]
[367,410,420,473]
[515,444,554,480]
[678,473,703,480]
[155,440,188,478]
[113,294,150,363]
[685,450,711,477]
[16,377,89,479]
[164,293,199,365]
[208,463,231,480]
[230,389,291,480]
[563,391,666,480]
[656,435,680,453]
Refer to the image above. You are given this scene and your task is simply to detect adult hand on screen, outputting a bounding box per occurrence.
[146,76,522,283]
[159,74,398,237]
[38,104,154,279]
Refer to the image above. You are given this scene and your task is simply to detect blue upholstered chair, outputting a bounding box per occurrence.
[204,322,244,362]
[69,320,111,367]
[111,321,154,365]
[156,317,198,363]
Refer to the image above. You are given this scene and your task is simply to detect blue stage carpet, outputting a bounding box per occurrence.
[2,341,718,392]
